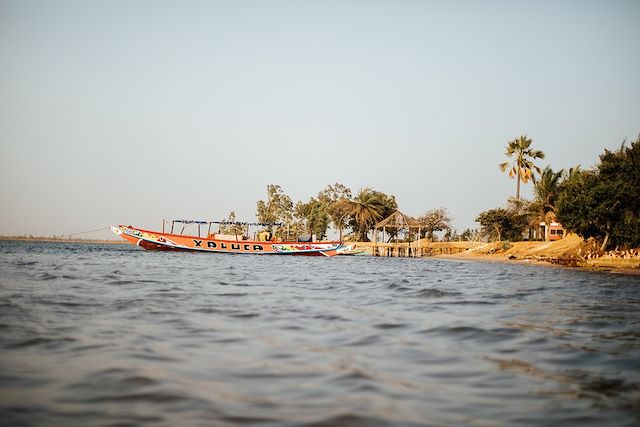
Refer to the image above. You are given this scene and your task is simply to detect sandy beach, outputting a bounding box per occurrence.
[432,234,640,274]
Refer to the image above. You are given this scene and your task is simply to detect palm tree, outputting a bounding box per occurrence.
[529,166,564,240]
[499,135,545,200]
[332,188,387,241]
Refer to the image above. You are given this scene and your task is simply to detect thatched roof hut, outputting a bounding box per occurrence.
[374,210,422,243]
[375,210,421,229]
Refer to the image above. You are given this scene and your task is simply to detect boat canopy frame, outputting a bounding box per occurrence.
[169,219,283,238]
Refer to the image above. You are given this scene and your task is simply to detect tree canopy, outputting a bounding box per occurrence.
[255,184,294,239]
[556,137,640,250]
[332,187,397,241]
[218,211,246,235]
[527,166,564,239]
[499,135,545,200]
[254,183,400,242]
[476,208,528,242]
[419,207,452,240]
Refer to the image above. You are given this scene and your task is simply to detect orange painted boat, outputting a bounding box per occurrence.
[111,221,343,257]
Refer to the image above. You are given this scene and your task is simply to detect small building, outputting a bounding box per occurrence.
[540,221,565,241]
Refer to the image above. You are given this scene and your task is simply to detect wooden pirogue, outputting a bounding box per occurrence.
[111,220,343,257]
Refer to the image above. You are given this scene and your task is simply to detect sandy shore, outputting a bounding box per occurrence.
[432,235,640,275]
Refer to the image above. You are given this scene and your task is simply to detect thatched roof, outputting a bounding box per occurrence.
[374,210,421,229]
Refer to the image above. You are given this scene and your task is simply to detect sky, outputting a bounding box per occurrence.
[1,0,639,239]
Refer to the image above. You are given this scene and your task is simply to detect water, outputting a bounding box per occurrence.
[0,240,639,427]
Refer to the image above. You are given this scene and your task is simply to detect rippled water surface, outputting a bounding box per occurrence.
[1,241,639,426]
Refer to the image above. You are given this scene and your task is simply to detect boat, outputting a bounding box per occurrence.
[111,220,343,256]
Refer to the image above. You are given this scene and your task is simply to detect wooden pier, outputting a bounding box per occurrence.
[349,240,481,257]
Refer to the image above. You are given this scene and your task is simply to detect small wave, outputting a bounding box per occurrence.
[106,280,136,286]
[210,337,246,343]
[387,283,411,292]
[213,292,249,297]
[37,273,57,281]
[193,307,224,314]
[13,260,37,267]
[36,300,102,308]
[231,370,318,380]
[300,414,393,427]
[438,300,496,305]
[66,374,158,393]
[112,298,145,310]
[68,343,111,352]
[230,312,259,319]
[334,369,375,382]
[347,334,381,346]
[5,336,76,350]
[420,326,519,342]
[373,322,407,330]
[312,314,350,322]
[221,415,281,424]
[83,392,188,403]
[129,352,181,363]
[103,270,124,279]
[0,373,50,387]
[412,288,461,298]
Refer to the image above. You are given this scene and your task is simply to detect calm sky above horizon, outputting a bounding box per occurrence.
[1,0,639,239]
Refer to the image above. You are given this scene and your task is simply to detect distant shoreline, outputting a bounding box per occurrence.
[2,235,638,274]
[0,236,125,245]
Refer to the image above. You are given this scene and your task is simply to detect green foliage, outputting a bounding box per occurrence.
[333,187,397,241]
[460,228,480,242]
[319,183,353,239]
[533,166,564,214]
[218,211,246,235]
[499,135,545,200]
[295,198,331,240]
[256,184,294,239]
[556,137,640,249]
[526,166,565,239]
[294,183,353,240]
[476,208,528,242]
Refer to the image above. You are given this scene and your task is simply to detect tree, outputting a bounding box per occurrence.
[529,166,564,240]
[219,211,246,236]
[556,138,640,250]
[476,208,528,242]
[291,183,354,241]
[460,228,480,242]
[295,198,331,240]
[499,135,545,200]
[319,183,353,240]
[332,187,397,241]
[256,184,294,239]
[418,207,452,241]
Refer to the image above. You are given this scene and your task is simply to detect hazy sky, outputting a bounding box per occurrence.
[1,0,639,239]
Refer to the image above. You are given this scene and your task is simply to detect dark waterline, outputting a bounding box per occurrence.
[1,240,639,426]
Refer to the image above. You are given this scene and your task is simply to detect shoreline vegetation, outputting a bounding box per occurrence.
[2,234,638,274]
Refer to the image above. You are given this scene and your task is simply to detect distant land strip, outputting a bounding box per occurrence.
[0,236,124,244]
